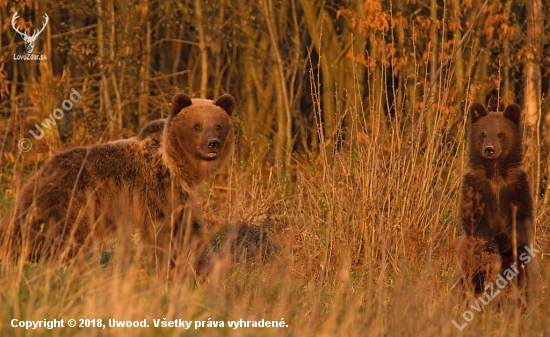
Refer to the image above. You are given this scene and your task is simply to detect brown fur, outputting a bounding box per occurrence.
[1,93,235,268]
[459,103,534,302]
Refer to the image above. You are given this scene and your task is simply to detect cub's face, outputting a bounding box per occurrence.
[469,103,522,161]
[473,115,512,159]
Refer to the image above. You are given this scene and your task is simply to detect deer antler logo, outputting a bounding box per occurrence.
[11,11,49,54]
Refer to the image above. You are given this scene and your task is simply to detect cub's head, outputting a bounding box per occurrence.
[164,93,235,181]
[468,103,523,162]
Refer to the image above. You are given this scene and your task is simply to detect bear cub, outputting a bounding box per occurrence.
[459,102,535,301]
[2,93,235,268]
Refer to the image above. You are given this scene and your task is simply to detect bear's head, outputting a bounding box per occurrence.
[469,103,523,163]
[163,93,235,183]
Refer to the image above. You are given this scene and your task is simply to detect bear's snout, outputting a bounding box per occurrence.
[200,137,222,160]
[481,135,501,159]
[484,146,495,157]
[208,139,220,151]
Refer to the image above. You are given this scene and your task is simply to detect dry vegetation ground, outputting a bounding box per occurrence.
[0,91,549,337]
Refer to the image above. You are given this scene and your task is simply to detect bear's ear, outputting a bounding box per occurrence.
[215,94,235,116]
[170,93,192,118]
[503,103,521,125]
[469,103,488,123]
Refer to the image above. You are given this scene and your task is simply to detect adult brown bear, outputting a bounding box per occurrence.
[2,93,235,271]
[459,102,535,303]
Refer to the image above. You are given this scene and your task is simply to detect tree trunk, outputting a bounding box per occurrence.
[138,11,151,129]
[425,0,438,137]
[451,0,465,107]
[523,0,543,145]
[194,0,209,97]
[523,0,543,196]
[264,0,292,169]
[299,0,339,162]
[97,0,114,129]
[501,0,513,107]
[109,0,122,127]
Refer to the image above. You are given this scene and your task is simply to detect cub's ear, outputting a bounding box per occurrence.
[503,103,521,125]
[170,93,192,118]
[469,103,488,123]
[215,94,235,116]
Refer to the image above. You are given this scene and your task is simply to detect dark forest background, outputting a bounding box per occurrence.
[1,0,549,177]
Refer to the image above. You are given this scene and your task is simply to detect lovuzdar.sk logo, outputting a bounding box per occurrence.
[11,10,49,61]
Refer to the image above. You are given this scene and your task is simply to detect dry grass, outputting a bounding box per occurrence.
[1,76,550,337]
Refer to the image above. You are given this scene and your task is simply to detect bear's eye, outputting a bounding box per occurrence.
[194,124,202,132]
[498,133,504,138]
[215,125,221,131]
[482,132,486,137]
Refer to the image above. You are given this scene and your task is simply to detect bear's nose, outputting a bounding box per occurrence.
[484,147,494,156]
[208,139,220,151]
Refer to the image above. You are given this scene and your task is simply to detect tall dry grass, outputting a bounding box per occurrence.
[1,59,550,337]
